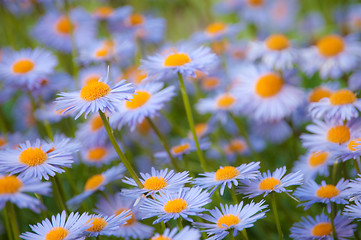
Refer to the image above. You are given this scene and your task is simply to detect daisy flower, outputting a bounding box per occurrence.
[293,179,350,212]
[332,137,361,161]
[35,102,67,123]
[344,175,361,201]
[0,174,51,213]
[85,213,131,237]
[309,89,361,121]
[76,114,108,147]
[192,21,243,44]
[79,143,117,166]
[109,82,176,131]
[78,65,122,87]
[93,5,131,22]
[238,166,303,198]
[67,164,125,208]
[45,134,81,155]
[20,210,91,240]
[122,167,191,196]
[193,162,260,195]
[0,48,57,90]
[251,120,292,144]
[289,213,356,240]
[150,226,201,240]
[55,75,134,119]
[95,194,154,240]
[344,201,361,219]
[349,70,361,91]
[238,0,271,26]
[140,45,218,79]
[0,139,74,180]
[265,0,298,32]
[140,187,211,223]
[300,34,361,79]
[195,201,268,240]
[247,34,298,71]
[307,85,334,104]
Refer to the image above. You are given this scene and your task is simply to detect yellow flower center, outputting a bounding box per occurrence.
[87,147,107,161]
[95,48,109,58]
[0,137,6,147]
[90,115,104,131]
[125,90,151,109]
[265,34,290,51]
[12,59,34,74]
[55,16,74,35]
[308,87,332,103]
[255,73,283,98]
[348,138,361,151]
[215,166,239,181]
[312,222,332,237]
[163,198,188,213]
[202,77,220,90]
[86,217,108,232]
[206,22,227,35]
[151,236,172,240]
[258,177,281,190]
[94,6,114,18]
[164,53,191,67]
[211,40,229,55]
[217,214,240,229]
[216,93,236,109]
[138,119,151,135]
[309,151,329,167]
[317,35,345,57]
[84,174,105,191]
[129,13,145,26]
[326,126,350,144]
[329,89,356,105]
[0,176,23,195]
[115,208,136,226]
[45,227,69,240]
[316,185,339,198]
[226,139,247,154]
[80,81,111,101]
[171,143,190,155]
[135,70,147,84]
[143,176,168,191]
[247,0,264,7]
[195,123,208,137]
[19,147,48,166]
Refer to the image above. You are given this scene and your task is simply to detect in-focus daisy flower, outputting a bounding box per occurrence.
[0,48,57,90]
[195,201,268,240]
[140,45,218,79]
[45,134,81,155]
[56,76,134,119]
[80,143,117,166]
[289,213,356,240]
[193,162,260,195]
[76,114,108,147]
[300,34,361,79]
[85,213,131,237]
[344,175,361,201]
[150,226,201,240]
[309,89,361,121]
[234,64,303,122]
[0,139,74,180]
[192,21,243,44]
[67,164,125,208]
[122,167,191,196]
[238,166,303,198]
[293,179,349,212]
[140,187,211,223]
[344,200,361,219]
[20,210,91,240]
[247,34,298,70]
[0,174,51,213]
[95,194,154,239]
[109,82,175,131]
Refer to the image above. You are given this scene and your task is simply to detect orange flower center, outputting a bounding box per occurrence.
[171,143,190,155]
[255,73,283,98]
[90,115,104,131]
[216,93,236,109]
[202,77,220,90]
[87,217,108,232]
[316,185,339,198]
[143,176,168,190]
[0,137,6,147]
[265,34,290,51]
[258,177,281,190]
[329,89,356,105]
[226,139,247,154]
[87,147,107,161]
[215,166,239,181]
[115,208,136,226]
[247,0,264,7]
[317,35,345,57]
[95,48,109,58]
[163,198,188,213]
[12,59,34,74]
[217,214,240,229]
[94,6,114,18]
[0,176,23,195]
[309,151,329,167]
[135,70,148,84]
[129,14,145,26]
[164,53,191,67]
[308,87,332,102]
[138,119,151,135]
[19,147,48,166]
[312,222,332,237]
[206,22,227,35]
[55,16,74,35]
[326,126,350,144]
[151,236,172,240]
[125,90,151,109]
[347,138,361,151]
[45,227,69,240]
[84,174,104,191]
[80,81,111,101]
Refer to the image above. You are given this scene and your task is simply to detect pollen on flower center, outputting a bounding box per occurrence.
[217,214,240,229]
[125,90,151,109]
[216,93,236,109]
[326,125,350,144]
[255,73,283,98]
[90,115,104,131]
[308,87,332,102]
[0,176,23,194]
[56,16,74,35]
[312,222,332,237]
[215,166,240,181]
[87,217,108,232]
[129,13,145,26]
[80,81,111,101]
[45,227,69,240]
[206,22,227,35]
[348,138,361,151]
[316,185,339,198]
[84,174,104,191]
[247,0,264,7]
[171,143,190,155]
[265,34,290,51]
[19,147,48,166]
[309,151,329,167]
[164,53,191,67]
[87,147,107,161]
[144,176,168,190]
[12,59,35,74]
[329,89,356,105]
[317,35,345,57]
[115,208,136,226]
[258,177,281,190]
[151,235,172,240]
[163,198,188,213]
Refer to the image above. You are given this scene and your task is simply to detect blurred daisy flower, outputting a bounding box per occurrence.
[76,114,108,147]
[122,167,191,196]
[150,226,201,240]
[307,85,334,104]
[349,70,361,91]
[193,162,260,195]
[238,166,303,198]
[0,48,57,90]
[293,179,349,212]
[93,5,131,22]
[110,82,175,131]
[266,0,298,32]
[95,194,154,239]
[192,21,243,44]
[35,102,67,123]
[20,210,91,240]
[0,174,51,213]
[85,213,131,237]
[238,0,271,26]
[289,213,356,240]
[195,201,268,240]
[122,65,157,85]
[78,65,122,87]
[251,120,292,144]
[332,137,361,161]
[79,143,117,166]
[344,175,361,201]
[141,187,211,223]
[344,4,361,33]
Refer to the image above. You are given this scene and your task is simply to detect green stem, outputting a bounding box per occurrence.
[34,194,48,219]
[51,176,69,214]
[4,203,14,240]
[230,233,235,240]
[332,160,339,185]
[330,203,338,240]
[146,117,181,171]
[242,229,249,240]
[99,111,143,188]
[43,120,54,141]
[177,217,183,230]
[354,158,361,175]
[177,72,207,171]
[271,194,283,240]
[6,202,19,240]
[230,188,238,204]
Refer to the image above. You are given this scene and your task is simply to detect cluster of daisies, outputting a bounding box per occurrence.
[1,0,361,240]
